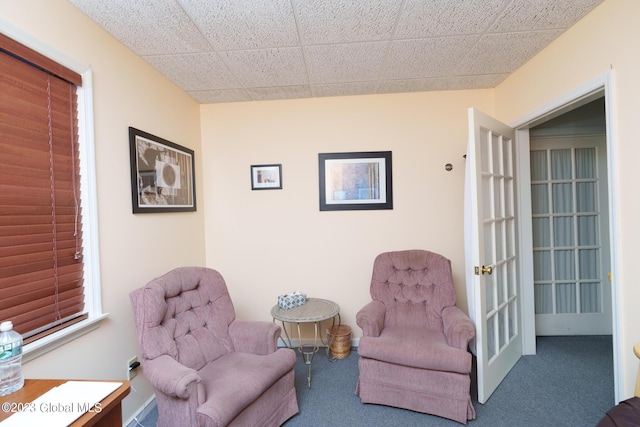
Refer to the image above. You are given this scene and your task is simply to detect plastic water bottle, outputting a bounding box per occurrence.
[0,321,24,396]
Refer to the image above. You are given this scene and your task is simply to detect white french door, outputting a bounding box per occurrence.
[530,135,611,335]
[466,108,522,404]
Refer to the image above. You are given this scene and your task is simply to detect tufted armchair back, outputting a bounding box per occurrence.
[370,250,456,331]
[131,266,236,371]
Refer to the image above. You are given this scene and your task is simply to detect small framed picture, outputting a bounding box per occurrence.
[251,164,282,190]
[318,151,392,211]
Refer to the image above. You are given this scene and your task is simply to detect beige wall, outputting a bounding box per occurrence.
[201,90,493,338]
[495,0,640,398]
[0,0,205,422]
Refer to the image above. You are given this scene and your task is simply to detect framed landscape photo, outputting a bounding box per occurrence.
[129,127,196,213]
[251,164,282,190]
[318,151,393,211]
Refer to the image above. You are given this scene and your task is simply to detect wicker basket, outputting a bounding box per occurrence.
[327,325,352,359]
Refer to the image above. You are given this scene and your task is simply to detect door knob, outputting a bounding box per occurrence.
[475,265,493,275]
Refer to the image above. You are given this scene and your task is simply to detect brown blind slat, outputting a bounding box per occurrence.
[0,282,84,315]
[0,267,83,295]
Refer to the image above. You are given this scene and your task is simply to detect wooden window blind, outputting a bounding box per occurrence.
[0,34,86,344]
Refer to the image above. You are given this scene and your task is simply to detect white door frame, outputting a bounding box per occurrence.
[509,71,621,402]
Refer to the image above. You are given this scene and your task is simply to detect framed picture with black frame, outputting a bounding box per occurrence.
[129,127,196,213]
[251,164,282,190]
[318,151,393,211]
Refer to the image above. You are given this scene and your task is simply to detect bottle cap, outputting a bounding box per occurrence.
[0,321,13,332]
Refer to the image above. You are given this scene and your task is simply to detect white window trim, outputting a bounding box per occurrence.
[0,19,107,362]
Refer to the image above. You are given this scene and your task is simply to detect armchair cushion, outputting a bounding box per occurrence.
[358,327,472,374]
[197,350,297,427]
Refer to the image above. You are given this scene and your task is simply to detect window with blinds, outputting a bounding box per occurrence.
[0,34,87,344]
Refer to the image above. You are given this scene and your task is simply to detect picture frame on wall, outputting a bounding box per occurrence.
[251,164,282,190]
[318,151,393,211]
[129,127,196,213]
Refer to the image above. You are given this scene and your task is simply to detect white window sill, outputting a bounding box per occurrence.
[23,313,109,363]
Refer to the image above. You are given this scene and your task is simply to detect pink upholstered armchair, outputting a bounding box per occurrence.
[130,267,299,427]
[356,250,476,424]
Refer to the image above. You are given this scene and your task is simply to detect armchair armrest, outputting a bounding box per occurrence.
[356,301,386,337]
[442,305,476,350]
[143,354,200,399]
[229,319,280,354]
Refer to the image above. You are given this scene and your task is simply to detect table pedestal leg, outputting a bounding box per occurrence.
[302,346,314,388]
[297,322,320,388]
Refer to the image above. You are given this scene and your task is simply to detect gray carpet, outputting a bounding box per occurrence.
[131,336,614,426]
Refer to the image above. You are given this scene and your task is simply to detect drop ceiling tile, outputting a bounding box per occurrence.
[377,74,509,94]
[490,0,603,33]
[69,0,212,55]
[381,36,479,80]
[143,53,240,91]
[246,85,313,101]
[312,81,379,97]
[222,48,308,87]
[293,0,402,44]
[305,42,388,84]
[377,78,448,94]
[395,0,510,38]
[177,0,299,50]
[450,74,510,89]
[456,30,562,75]
[188,89,251,104]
